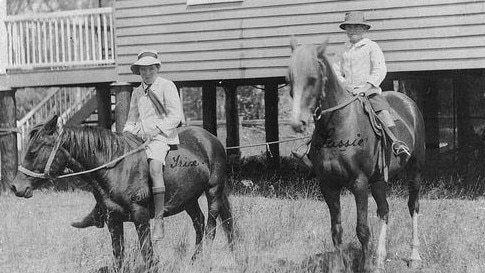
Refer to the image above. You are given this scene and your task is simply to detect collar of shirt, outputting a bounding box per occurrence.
[140,77,161,93]
[345,37,370,49]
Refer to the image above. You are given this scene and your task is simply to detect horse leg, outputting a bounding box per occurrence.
[349,179,372,273]
[321,184,345,273]
[205,185,223,244]
[132,204,156,270]
[185,199,205,259]
[107,217,124,269]
[370,179,390,272]
[407,160,422,268]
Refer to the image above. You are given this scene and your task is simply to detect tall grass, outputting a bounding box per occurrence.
[1,189,485,273]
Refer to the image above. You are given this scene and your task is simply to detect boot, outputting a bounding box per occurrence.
[292,139,313,169]
[292,150,313,169]
[388,126,411,160]
[71,205,104,229]
[152,186,165,241]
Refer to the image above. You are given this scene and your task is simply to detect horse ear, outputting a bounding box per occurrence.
[43,115,59,134]
[290,35,298,52]
[317,38,330,59]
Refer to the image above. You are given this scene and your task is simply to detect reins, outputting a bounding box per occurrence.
[312,59,361,121]
[18,128,308,179]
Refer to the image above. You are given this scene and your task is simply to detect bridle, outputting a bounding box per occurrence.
[311,58,360,121]
[17,128,67,179]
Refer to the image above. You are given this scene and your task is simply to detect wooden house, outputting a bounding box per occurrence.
[1,0,485,185]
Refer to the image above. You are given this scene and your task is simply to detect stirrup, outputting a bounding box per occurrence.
[392,141,411,158]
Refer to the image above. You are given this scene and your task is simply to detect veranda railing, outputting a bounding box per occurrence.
[5,7,115,70]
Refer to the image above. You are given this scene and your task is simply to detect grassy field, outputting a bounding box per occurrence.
[1,190,485,273]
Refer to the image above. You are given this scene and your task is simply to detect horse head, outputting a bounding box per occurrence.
[11,115,69,198]
[288,37,329,133]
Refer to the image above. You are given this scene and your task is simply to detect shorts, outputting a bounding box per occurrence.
[145,139,170,165]
[368,93,391,113]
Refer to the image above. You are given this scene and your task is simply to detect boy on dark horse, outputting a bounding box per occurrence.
[72,49,184,240]
[294,11,411,167]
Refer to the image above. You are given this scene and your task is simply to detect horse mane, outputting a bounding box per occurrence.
[62,126,132,162]
[319,51,346,95]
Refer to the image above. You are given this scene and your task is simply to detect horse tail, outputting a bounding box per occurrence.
[218,189,236,251]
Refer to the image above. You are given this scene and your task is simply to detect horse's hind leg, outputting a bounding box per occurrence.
[185,199,205,258]
[371,178,390,272]
[205,185,222,242]
[321,184,345,272]
[407,158,422,268]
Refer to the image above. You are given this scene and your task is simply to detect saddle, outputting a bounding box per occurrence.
[359,95,395,182]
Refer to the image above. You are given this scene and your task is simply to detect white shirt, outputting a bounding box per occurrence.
[333,38,387,95]
[123,76,184,144]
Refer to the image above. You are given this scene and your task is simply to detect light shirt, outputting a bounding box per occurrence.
[123,76,184,145]
[333,38,387,95]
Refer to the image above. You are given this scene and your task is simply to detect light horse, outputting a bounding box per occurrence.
[11,115,234,271]
[288,39,425,272]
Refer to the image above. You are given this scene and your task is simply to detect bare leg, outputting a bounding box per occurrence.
[350,179,372,273]
[321,184,345,273]
[150,159,165,241]
[371,179,389,272]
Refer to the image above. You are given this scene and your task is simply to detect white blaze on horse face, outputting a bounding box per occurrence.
[290,48,319,132]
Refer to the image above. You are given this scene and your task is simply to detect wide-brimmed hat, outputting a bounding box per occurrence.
[339,11,371,30]
[130,50,162,75]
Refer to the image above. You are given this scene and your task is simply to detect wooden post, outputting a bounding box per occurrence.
[0,87,17,194]
[225,83,240,161]
[111,82,133,133]
[0,0,7,74]
[96,84,112,129]
[202,82,217,136]
[264,82,280,169]
[422,77,440,173]
[454,72,472,175]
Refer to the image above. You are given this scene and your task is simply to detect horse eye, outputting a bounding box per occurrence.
[308,77,317,85]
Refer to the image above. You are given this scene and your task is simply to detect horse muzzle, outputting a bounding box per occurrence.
[10,176,34,198]
[291,119,308,133]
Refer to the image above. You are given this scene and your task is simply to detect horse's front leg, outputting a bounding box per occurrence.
[107,216,125,269]
[321,184,345,273]
[132,204,156,269]
[350,179,372,273]
[371,179,390,272]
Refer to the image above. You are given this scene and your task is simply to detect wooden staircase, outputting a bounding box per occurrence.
[17,87,115,157]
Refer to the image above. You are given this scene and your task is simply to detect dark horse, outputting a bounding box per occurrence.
[288,38,425,272]
[11,115,234,271]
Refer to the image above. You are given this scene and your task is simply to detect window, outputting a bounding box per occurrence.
[187,0,243,6]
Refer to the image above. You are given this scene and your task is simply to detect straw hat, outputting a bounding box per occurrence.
[339,11,371,30]
[130,50,162,75]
